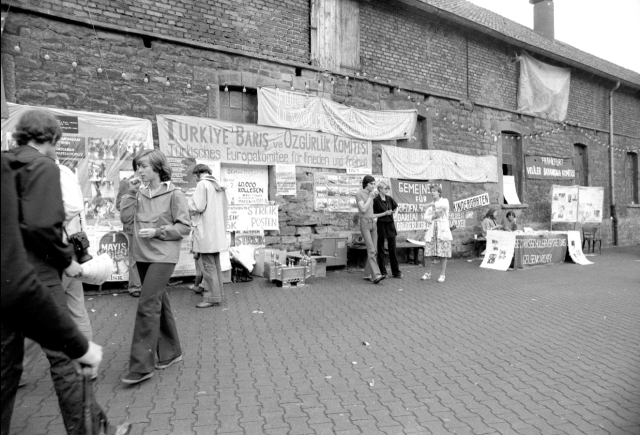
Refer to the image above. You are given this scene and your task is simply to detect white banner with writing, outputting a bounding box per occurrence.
[480,231,516,271]
[157,115,371,172]
[258,87,417,141]
[382,146,498,183]
[453,193,490,212]
[227,204,279,232]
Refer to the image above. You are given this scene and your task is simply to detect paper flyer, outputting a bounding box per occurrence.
[480,231,517,271]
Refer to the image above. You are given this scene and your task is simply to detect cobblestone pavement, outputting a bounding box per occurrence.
[10,246,640,435]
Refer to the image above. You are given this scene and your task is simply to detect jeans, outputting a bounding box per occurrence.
[201,253,224,304]
[127,245,141,294]
[359,218,382,279]
[129,262,182,373]
[377,235,400,277]
[62,274,93,341]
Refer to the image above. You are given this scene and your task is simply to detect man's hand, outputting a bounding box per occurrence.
[64,260,83,277]
[368,190,377,198]
[138,228,156,238]
[76,341,103,376]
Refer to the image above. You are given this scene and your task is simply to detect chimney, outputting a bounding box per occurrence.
[530,0,554,40]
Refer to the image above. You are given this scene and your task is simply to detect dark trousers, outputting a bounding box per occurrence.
[376,235,400,277]
[129,262,182,374]
[1,290,108,435]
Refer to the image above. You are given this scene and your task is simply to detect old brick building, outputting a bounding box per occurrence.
[2,0,639,254]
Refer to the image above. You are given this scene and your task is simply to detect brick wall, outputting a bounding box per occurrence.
[5,0,310,63]
[2,5,638,252]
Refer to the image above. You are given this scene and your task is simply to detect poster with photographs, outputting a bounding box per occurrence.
[480,231,516,271]
[550,185,579,223]
[2,103,154,281]
[313,172,370,213]
[577,186,604,223]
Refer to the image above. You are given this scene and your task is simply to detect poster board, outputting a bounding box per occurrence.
[275,164,297,196]
[313,172,366,212]
[551,185,604,223]
[2,103,154,282]
[221,164,269,205]
[480,231,516,271]
[390,179,451,232]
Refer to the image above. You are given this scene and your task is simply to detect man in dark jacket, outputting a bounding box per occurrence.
[4,110,111,434]
[0,152,103,434]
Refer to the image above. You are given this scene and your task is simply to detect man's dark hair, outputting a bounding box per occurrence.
[192,164,212,176]
[13,110,63,147]
[506,211,516,219]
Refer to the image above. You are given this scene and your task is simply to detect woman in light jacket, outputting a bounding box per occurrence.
[421,185,452,283]
[119,149,191,385]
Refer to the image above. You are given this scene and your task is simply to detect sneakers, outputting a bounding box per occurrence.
[129,290,141,298]
[393,273,403,279]
[121,372,153,385]
[196,301,220,308]
[438,275,446,283]
[155,354,183,370]
[372,275,386,284]
[421,272,431,280]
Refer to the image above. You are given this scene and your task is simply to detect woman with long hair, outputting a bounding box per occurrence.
[481,208,503,237]
[119,149,191,385]
[421,185,452,283]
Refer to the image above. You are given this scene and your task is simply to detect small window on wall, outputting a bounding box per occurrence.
[396,116,427,150]
[219,86,258,124]
[574,144,588,186]
[501,132,523,203]
[625,152,639,204]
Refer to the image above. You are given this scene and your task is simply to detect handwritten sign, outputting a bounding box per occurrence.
[453,193,490,212]
[227,204,279,232]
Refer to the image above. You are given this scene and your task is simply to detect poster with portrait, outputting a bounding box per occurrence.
[480,231,516,271]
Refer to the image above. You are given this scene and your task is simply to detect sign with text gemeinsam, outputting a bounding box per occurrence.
[390,179,451,232]
[525,155,575,180]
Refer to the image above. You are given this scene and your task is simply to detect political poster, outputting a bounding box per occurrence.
[382,145,498,183]
[577,186,604,223]
[227,204,279,232]
[390,179,451,232]
[453,193,490,212]
[565,231,593,265]
[258,87,417,141]
[156,114,372,172]
[313,172,367,213]
[513,233,568,269]
[525,155,575,180]
[221,164,269,205]
[449,210,477,229]
[275,164,297,196]
[551,185,579,223]
[480,231,516,271]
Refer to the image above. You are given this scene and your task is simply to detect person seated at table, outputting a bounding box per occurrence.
[500,211,517,232]
[481,208,503,237]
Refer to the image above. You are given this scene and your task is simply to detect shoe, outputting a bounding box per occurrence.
[129,290,141,298]
[421,272,431,280]
[372,275,386,284]
[393,273,403,279]
[363,276,372,281]
[438,275,445,283]
[196,301,220,308]
[155,354,183,370]
[121,372,153,385]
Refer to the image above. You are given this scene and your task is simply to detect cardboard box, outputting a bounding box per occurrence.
[253,249,287,277]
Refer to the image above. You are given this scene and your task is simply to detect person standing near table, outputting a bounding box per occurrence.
[356,175,392,284]
[119,149,191,385]
[188,163,228,308]
[421,185,452,283]
[373,180,402,279]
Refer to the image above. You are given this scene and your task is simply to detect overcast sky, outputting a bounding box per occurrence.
[467,0,640,74]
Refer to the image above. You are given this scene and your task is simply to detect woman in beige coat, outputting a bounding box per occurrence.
[188,164,228,308]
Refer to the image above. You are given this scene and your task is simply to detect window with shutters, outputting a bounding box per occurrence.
[624,152,638,204]
[311,0,360,72]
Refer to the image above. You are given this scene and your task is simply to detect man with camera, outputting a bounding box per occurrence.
[5,110,109,433]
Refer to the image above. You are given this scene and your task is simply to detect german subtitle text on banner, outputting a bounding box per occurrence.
[390,179,451,232]
[156,115,372,172]
[258,87,417,141]
[227,204,279,232]
[480,231,516,271]
[382,145,498,183]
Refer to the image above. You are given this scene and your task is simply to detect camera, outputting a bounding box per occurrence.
[68,232,93,264]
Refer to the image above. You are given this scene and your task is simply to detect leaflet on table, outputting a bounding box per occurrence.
[480,231,516,271]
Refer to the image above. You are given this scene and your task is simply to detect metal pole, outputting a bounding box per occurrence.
[609,81,620,245]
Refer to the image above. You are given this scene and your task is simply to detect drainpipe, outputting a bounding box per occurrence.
[609,81,620,245]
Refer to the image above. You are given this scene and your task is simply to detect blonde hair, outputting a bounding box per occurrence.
[377,180,390,190]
